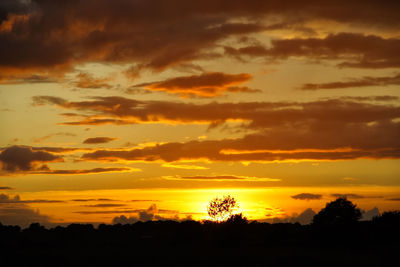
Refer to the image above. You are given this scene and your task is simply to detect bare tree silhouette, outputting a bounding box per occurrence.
[207,195,238,222]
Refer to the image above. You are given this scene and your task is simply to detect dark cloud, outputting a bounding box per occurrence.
[83,204,126,208]
[29,146,89,153]
[71,198,116,202]
[33,167,135,175]
[337,96,399,102]
[331,193,365,199]
[225,33,400,68]
[0,205,50,227]
[130,200,161,202]
[0,193,63,204]
[0,0,32,23]
[1,1,399,82]
[112,204,179,223]
[0,145,137,175]
[83,137,117,144]
[133,72,256,98]
[0,186,14,190]
[272,208,316,225]
[75,210,139,215]
[0,145,63,172]
[112,215,138,224]
[77,204,179,222]
[301,73,400,90]
[30,93,400,162]
[291,193,322,200]
[361,207,380,221]
[0,194,51,227]
[0,74,56,84]
[0,0,265,81]
[387,198,400,201]
[32,95,400,128]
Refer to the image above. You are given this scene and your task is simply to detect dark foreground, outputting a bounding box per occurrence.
[0,217,399,267]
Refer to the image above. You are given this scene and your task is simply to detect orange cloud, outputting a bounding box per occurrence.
[134,72,256,98]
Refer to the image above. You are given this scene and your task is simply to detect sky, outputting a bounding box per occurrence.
[0,0,399,227]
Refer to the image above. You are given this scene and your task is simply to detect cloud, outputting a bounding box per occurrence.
[111,204,179,224]
[73,72,113,89]
[291,193,322,200]
[83,137,117,144]
[83,204,126,208]
[361,207,380,221]
[330,193,383,199]
[264,207,287,218]
[161,163,209,170]
[0,145,139,175]
[33,132,76,143]
[338,96,399,102]
[1,1,399,82]
[0,74,56,85]
[225,33,400,69]
[331,193,365,199]
[272,208,316,225]
[33,167,139,175]
[0,0,266,82]
[164,175,281,182]
[130,200,161,202]
[0,205,50,227]
[134,72,257,98]
[30,95,400,162]
[0,193,63,204]
[0,194,51,227]
[71,198,116,202]
[387,198,400,201]
[301,73,400,90]
[0,145,63,172]
[112,215,138,224]
[75,204,179,222]
[343,177,358,181]
[0,186,13,190]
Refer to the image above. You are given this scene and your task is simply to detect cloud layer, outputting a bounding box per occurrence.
[1,0,400,82]
[30,95,400,162]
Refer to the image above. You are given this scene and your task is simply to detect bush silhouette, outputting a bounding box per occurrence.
[312,197,361,226]
[226,213,248,224]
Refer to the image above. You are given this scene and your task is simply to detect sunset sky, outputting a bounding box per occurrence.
[0,0,399,227]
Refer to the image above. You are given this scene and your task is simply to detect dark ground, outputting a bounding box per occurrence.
[0,216,399,267]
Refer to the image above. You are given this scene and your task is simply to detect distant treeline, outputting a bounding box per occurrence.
[0,211,399,267]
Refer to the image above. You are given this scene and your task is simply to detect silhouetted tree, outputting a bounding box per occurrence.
[207,195,238,222]
[373,210,400,226]
[312,197,361,226]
